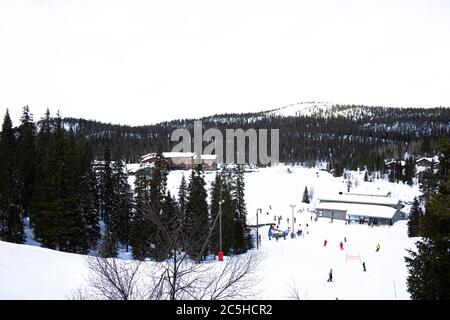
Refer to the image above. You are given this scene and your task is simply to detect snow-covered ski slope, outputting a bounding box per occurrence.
[1,165,420,299]
[261,101,435,119]
[265,101,334,117]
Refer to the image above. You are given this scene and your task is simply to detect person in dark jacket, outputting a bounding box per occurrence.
[362,262,367,272]
[327,269,333,282]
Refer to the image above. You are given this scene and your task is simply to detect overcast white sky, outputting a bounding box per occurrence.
[1,0,449,126]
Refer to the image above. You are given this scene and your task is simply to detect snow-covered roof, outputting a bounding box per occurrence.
[126,162,155,174]
[315,202,397,219]
[126,163,141,173]
[416,157,439,164]
[385,160,405,166]
[317,194,399,207]
[141,152,195,161]
[164,152,195,158]
[141,152,217,161]
[200,154,217,160]
[344,190,390,197]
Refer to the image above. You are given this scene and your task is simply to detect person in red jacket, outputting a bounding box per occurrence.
[339,241,344,250]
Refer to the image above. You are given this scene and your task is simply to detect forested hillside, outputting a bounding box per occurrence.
[62,104,450,171]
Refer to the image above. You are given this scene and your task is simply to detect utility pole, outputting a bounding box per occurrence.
[256,208,262,249]
[290,204,296,237]
[219,202,222,253]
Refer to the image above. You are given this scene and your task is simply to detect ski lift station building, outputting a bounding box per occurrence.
[315,194,405,225]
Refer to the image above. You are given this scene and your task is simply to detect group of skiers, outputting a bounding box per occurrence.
[323,237,347,249]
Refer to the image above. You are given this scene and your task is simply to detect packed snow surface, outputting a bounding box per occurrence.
[0,165,420,299]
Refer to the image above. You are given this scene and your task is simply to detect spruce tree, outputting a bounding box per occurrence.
[232,165,252,254]
[186,164,209,260]
[302,186,310,204]
[0,110,25,243]
[221,178,236,255]
[419,169,438,201]
[32,109,54,245]
[17,106,36,221]
[130,169,152,260]
[149,146,168,213]
[364,171,369,182]
[51,118,88,253]
[156,191,178,261]
[209,173,223,255]
[407,197,422,237]
[77,140,100,249]
[404,158,416,186]
[111,155,132,252]
[148,146,168,258]
[178,174,188,227]
[101,144,117,255]
[395,160,403,183]
[405,137,450,299]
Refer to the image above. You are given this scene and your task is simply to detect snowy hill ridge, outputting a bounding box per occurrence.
[264,101,334,117]
[261,101,450,120]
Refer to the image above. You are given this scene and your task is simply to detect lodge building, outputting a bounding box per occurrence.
[315,193,405,225]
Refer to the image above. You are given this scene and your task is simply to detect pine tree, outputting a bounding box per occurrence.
[17,106,36,221]
[364,171,369,182]
[111,151,133,252]
[76,140,100,249]
[186,164,209,260]
[178,174,188,225]
[395,160,403,183]
[419,169,438,201]
[148,146,169,258]
[149,146,168,213]
[221,178,236,255]
[51,118,88,253]
[130,169,152,260]
[407,197,422,237]
[404,158,416,186]
[302,186,310,204]
[232,165,252,253]
[32,109,54,245]
[405,137,450,299]
[0,110,25,243]
[209,173,223,255]
[155,191,178,261]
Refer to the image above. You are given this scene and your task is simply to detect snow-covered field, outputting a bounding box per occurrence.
[0,165,420,299]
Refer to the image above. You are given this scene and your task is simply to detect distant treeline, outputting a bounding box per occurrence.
[61,105,449,171]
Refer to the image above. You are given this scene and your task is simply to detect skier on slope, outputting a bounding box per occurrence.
[327,269,333,282]
[362,262,367,272]
[324,239,328,247]
[376,243,381,252]
[339,241,344,250]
